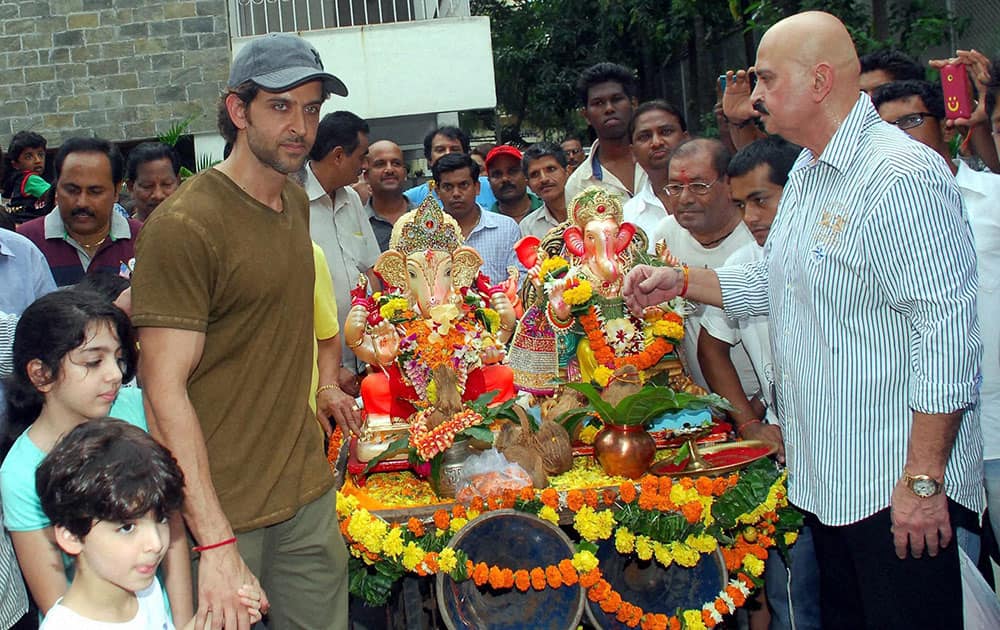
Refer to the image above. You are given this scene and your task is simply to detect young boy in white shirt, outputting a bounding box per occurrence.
[35,418,261,629]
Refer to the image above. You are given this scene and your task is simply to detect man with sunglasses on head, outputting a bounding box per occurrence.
[648,138,757,397]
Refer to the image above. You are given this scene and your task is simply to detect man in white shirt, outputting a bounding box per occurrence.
[648,138,756,394]
[873,78,1000,550]
[623,100,688,244]
[564,63,648,203]
[697,137,821,630]
[305,110,381,396]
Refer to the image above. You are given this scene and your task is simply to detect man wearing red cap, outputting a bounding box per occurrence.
[485,145,542,223]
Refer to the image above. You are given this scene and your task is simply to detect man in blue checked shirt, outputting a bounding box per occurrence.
[625,11,982,630]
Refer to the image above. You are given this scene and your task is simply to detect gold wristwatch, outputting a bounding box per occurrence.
[902,471,942,498]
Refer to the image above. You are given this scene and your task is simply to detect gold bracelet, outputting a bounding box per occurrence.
[316,383,341,395]
[499,323,515,332]
[346,336,365,349]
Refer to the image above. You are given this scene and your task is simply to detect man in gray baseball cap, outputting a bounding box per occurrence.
[131,32,351,630]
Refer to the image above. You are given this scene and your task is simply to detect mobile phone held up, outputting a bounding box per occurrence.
[940,64,972,120]
[718,71,757,93]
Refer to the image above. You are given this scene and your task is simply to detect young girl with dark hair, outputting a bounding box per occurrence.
[0,291,192,624]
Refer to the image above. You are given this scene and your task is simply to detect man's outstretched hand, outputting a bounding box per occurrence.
[624,265,684,317]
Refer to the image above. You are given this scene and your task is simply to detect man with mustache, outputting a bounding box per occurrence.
[131,33,352,629]
[17,137,141,287]
[564,63,647,204]
[364,139,415,252]
[305,110,381,398]
[521,142,569,240]
[485,145,542,223]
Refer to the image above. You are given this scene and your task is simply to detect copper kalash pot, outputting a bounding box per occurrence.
[593,423,655,479]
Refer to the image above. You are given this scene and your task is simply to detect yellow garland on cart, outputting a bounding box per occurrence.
[337,460,801,629]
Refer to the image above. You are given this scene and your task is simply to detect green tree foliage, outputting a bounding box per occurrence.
[475,0,958,139]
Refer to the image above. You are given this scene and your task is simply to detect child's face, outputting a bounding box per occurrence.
[42,320,124,423]
[14,146,45,175]
[68,512,170,595]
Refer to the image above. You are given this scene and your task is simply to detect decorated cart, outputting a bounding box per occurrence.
[332,188,801,629]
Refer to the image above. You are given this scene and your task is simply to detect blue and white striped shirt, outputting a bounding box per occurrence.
[717,95,983,525]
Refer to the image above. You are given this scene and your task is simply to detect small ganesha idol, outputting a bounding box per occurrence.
[343,195,518,461]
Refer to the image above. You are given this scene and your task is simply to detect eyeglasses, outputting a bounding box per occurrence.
[563,148,583,156]
[664,178,719,197]
[889,112,934,131]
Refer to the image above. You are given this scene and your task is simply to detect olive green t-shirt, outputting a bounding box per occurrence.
[131,169,332,532]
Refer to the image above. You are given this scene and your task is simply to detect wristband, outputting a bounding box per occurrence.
[193,536,237,553]
[678,265,690,297]
[738,419,762,434]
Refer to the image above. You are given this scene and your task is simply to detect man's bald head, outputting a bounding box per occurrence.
[751,11,861,152]
[365,139,407,195]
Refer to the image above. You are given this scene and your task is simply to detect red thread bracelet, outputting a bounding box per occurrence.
[679,265,690,297]
[192,537,237,553]
[739,419,762,434]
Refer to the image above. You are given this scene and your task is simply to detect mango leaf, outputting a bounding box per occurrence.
[672,441,691,465]
[458,425,494,444]
[564,382,620,425]
[711,459,780,528]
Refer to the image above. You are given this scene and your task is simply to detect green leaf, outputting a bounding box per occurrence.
[672,441,691,465]
[458,425,494,444]
[564,382,620,425]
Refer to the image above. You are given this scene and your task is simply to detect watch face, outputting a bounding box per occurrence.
[910,477,938,498]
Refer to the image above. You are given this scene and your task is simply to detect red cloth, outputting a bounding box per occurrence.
[360,364,515,418]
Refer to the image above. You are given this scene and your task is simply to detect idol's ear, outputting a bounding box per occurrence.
[614,222,636,254]
[451,246,484,288]
[373,251,408,293]
[563,226,585,258]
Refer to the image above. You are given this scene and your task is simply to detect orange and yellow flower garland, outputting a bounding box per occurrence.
[338,461,797,628]
[579,306,680,371]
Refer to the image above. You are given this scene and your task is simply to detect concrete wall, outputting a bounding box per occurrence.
[0,0,230,146]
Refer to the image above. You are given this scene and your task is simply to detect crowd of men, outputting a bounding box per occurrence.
[1,9,999,630]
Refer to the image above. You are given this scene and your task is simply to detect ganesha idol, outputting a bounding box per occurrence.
[509,186,685,394]
[343,196,518,461]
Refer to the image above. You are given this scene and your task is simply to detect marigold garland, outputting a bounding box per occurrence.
[338,460,797,627]
[579,306,676,370]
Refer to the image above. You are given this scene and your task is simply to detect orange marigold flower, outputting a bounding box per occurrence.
[488,495,504,510]
[664,311,682,324]
[579,568,602,588]
[433,510,450,531]
[488,566,506,590]
[658,475,673,496]
[501,488,517,508]
[681,500,702,524]
[566,490,584,512]
[712,477,730,496]
[407,517,425,537]
[424,552,439,573]
[530,567,547,590]
[639,476,659,496]
[471,496,485,512]
[695,476,714,496]
[726,584,746,607]
[540,488,559,509]
[727,473,739,487]
[559,559,578,585]
[619,482,637,503]
[452,504,467,519]
[656,495,675,512]
[702,608,717,627]
[472,562,489,586]
[513,569,531,592]
[679,477,695,490]
[600,590,623,613]
[583,489,599,508]
[638,493,658,511]
[715,598,730,614]
[545,565,563,589]
[669,616,682,630]
[603,488,617,506]
[519,486,535,502]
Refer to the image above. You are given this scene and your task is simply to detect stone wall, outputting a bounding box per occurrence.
[0,0,230,146]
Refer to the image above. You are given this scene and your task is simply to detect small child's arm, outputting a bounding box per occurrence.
[161,513,194,627]
[9,528,67,613]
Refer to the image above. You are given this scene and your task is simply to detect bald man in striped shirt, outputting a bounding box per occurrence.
[626,11,981,629]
